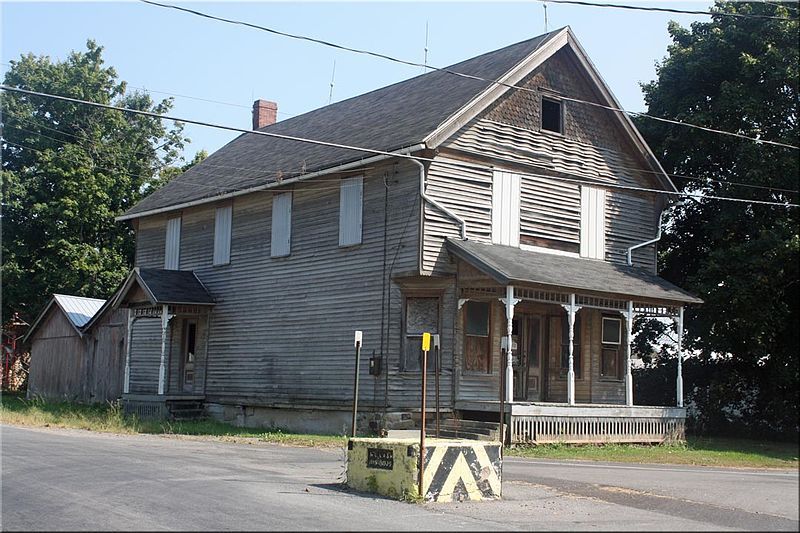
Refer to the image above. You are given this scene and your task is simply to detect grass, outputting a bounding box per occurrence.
[507,436,799,469]
[0,393,346,448]
[3,393,796,468]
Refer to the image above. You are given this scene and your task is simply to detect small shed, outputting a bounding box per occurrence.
[24,294,127,403]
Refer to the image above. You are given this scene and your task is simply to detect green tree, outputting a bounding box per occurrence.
[1,40,187,323]
[636,2,799,436]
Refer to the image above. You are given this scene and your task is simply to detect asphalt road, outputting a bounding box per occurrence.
[1,425,797,531]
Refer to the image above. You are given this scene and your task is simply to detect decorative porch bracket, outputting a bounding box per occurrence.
[499,285,520,403]
[620,301,635,406]
[675,306,684,408]
[560,294,582,406]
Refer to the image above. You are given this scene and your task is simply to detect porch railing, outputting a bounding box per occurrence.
[510,413,685,444]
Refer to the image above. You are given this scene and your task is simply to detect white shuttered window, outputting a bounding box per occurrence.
[580,186,606,260]
[213,205,232,265]
[339,176,363,246]
[271,192,292,257]
[164,216,181,270]
[491,170,521,246]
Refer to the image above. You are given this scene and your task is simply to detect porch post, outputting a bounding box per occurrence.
[157,304,169,395]
[624,301,634,406]
[123,311,133,394]
[501,286,520,403]
[566,294,577,405]
[676,306,684,408]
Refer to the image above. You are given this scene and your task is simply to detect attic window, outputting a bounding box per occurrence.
[541,97,562,134]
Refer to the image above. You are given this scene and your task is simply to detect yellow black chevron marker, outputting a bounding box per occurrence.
[423,443,502,502]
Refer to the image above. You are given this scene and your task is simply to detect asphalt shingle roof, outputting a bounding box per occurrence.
[137,268,215,305]
[446,239,703,304]
[124,30,559,218]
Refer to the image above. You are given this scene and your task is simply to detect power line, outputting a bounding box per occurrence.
[137,0,799,150]
[2,85,797,208]
[10,110,797,196]
[535,0,798,20]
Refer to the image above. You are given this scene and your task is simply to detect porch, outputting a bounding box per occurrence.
[456,401,685,444]
[446,239,700,444]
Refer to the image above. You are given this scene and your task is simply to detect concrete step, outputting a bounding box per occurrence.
[428,429,498,441]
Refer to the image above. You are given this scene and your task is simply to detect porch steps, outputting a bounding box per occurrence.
[427,419,500,442]
[168,399,205,421]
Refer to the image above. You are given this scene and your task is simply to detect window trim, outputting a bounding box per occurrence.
[462,300,493,375]
[400,292,443,374]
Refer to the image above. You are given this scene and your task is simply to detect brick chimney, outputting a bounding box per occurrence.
[252,99,278,129]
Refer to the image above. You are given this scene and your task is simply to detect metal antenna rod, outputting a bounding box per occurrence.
[544,2,549,32]
[423,21,429,73]
[328,60,336,104]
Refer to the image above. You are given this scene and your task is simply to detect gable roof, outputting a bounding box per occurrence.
[119,27,672,221]
[112,268,215,308]
[447,239,702,305]
[23,294,106,343]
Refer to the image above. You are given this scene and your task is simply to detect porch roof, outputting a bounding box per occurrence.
[113,268,215,308]
[446,239,702,305]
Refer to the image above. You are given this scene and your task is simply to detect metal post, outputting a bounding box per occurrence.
[433,334,440,439]
[157,305,168,395]
[123,312,133,394]
[351,331,363,438]
[499,339,507,450]
[419,332,431,499]
[625,301,634,406]
[676,307,684,408]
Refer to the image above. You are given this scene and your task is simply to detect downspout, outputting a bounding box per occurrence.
[626,210,664,267]
[409,158,468,240]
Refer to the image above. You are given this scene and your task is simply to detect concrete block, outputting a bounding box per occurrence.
[346,437,502,502]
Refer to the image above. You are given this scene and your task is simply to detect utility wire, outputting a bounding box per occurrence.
[534,0,798,20]
[11,114,796,197]
[2,85,796,208]
[137,0,799,150]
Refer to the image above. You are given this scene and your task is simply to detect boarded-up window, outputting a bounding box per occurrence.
[402,297,439,372]
[164,216,181,270]
[580,186,606,260]
[491,171,520,247]
[560,313,582,379]
[601,316,623,379]
[464,301,491,373]
[213,205,232,265]
[271,192,292,257]
[339,176,363,246]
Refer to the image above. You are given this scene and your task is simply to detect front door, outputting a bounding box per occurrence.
[512,315,542,401]
[180,319,197,393]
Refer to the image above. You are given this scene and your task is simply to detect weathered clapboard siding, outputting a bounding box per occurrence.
[27,309,87,401]
[520,175,581,246]
[128,318,163,394]
[133,159,424,410]
[86,308,127,402]
[605,190,658,272]
[135,216,168,269]
[422,159,493,273]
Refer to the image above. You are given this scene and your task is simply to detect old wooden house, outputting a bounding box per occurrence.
[111,27,700,443]
[24,294,127,403]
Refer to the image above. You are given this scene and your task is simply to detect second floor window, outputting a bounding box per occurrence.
[541,97,563,134]
[491,171,521,247]
[164,216,181,270]
[271,192,292,257]
[213,205,232,266]
[339,176,363,247]
[580,186,606,260]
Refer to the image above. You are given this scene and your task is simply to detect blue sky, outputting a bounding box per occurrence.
[1,1,712,162]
